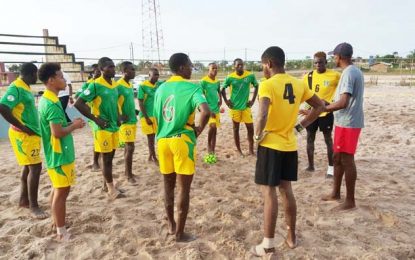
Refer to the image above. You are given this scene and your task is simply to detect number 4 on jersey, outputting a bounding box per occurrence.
[283,83,296,104]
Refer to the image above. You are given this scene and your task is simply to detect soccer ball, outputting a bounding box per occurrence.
[203,153,217,164]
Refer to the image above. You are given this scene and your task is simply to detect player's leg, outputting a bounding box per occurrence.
[163,173,176,235]
[102,150,120,199]
[246,123,254,155]
[279,180,297,248]
[124,142,135,182]
[306,129,317,171]
[28,163,47,218]
[322,152,343,201]
[207,123,217,154]
[19,166,30,207]
[52,186,71,240]
[147,134,157,162]
[92,151,100,171]
[232,121,243,155]
[175,174,194,242]
[335,153,357,210]
[322,113,334,177]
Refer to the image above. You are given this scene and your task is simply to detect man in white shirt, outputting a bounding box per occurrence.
[58,71,73,122]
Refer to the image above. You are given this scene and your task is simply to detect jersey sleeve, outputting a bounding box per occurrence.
[250,74,259,88]
[191,87,208,109]
[338,70,354,95]
[78,82,97,102]
[258,81,272,100]
[222,77,231,89]
[47,104,65,125]
[137,85,145,100]
[75,82,89,98]
[0,86,20,109]
[300,81,314,103]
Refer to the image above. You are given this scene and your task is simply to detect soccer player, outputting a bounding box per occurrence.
[0,63,47,219]
[322,43,364,210]
[300,52,340,177]
[58,71,73,122]
[75,57,123,200]
[75,64,101,171]
[154,53,210,242]
[138,68,162,162]
[38,63,85,241]
[117,61,137,183]
[200,63,222,155]
[251,46,324,256]
[221,58,258,156]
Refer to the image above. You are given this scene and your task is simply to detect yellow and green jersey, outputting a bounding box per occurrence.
[117,78,137,125]
[75,78,93,98]
[0,78,40,135]
[78,76,119,132]
[38,90,75,168]
[222,71,258,110]
[303,69,340,117]
[137,80,162,118]
[154,76,207,144]
[259,73,314,151]
[200,76,220,114]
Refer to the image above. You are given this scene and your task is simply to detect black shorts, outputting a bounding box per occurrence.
[255,146,298,186]
[306,113,334,133]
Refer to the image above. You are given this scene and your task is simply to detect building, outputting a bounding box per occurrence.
[0,63,17,87]
[370,62,392,73]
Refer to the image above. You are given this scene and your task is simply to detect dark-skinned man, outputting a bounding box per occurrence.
[75,57,123,200]
[200,63,222,156]
[322,43,364,211]
[117,61,138,183]
[0,63,47,219]
[221,58,258,156]
[154,53,210,242]
[300,51,340,177]
[251,46,324,257]
[75,64,102,171]
[138,68,163,163]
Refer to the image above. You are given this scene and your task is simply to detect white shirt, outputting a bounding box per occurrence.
[58,71,72,97]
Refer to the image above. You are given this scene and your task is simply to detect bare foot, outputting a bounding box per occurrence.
[57,232,71,242]
[19,200,29,208]
[285,226,297,249]
[305,166,315,172]
[331,201,356,211]
[175,232,196,243]
[31,207,48,219]
[321,193,340,201]
[167,221,176,235]
[127,176,136,184]
[107,191,125,200]
[91,164,101,172]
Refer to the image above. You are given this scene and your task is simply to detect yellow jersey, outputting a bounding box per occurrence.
[303,69,340,117]
[259,73,314,151]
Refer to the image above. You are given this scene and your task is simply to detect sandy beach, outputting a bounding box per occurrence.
[0,83,414,259]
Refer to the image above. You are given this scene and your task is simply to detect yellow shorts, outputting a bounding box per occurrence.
[229,108,253,123]
[8,128,41,166]
[208,113,220,128]
[93,130,119,153]
[47,162,76,188]
[140,117,158,135]
[119,124,137,143]
[157,134,196,175]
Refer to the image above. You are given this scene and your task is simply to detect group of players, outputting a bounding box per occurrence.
[0,42,364,257]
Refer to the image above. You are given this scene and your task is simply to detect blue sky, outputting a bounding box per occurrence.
[1,0,414,63]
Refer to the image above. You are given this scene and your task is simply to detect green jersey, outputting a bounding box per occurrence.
[0,78,40,135]
[200,76,220,114]
[154,76,207,143]
[222,71,258,110]
[117,78,137,124]
[75,79,93,98]
[78,76,119,132]
[137,80,162,118]
[38,90,75,168]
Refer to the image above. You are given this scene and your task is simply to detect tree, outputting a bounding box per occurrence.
[7,64,22,73]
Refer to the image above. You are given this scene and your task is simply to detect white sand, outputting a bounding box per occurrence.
[0,84,414,259]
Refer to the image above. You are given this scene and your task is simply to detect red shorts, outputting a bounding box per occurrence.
[333,126,361,155]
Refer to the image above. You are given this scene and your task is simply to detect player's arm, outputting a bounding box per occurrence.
[298,95,325,129]
[217,87,222,107]
[248,76,259,107]
[0,104,35,135]
[221,78,233,108]
[50,118,85,138]
[74,98,107,128]
[325,93,350,113]
[255,96,270,140]
[195,102,210,137]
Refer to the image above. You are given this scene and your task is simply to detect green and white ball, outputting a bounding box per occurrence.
[204,153,217,164]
